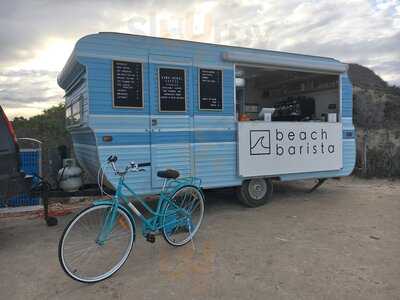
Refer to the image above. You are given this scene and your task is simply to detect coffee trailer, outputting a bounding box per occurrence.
[58,32,355,206]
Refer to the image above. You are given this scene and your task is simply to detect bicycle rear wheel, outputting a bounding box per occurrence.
[162,186,205,246]
[59,204,135,283]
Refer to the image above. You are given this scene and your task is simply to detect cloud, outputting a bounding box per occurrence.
[0,69,62,119]
[0,0,178,67]
[208,0,400,84]
[0,0,399,119]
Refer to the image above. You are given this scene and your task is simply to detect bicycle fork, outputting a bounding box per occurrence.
[96,200,120,245]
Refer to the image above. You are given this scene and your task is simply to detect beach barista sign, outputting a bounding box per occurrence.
[238,122,342,177]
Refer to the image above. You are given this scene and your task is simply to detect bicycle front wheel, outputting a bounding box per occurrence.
[58,204,135,283]
[162,186,205,246]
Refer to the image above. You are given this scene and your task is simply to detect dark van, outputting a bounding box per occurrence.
[0,105,31,202]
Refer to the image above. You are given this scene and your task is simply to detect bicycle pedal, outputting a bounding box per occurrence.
[146,234,156,243]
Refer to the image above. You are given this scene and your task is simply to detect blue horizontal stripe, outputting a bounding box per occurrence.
[82,128,352,145]
[97,133,149,145]
[151,131,191,144]
[94,130,237,145]
[195,130,236,143]
[72,131,96,145]
[343,129,355,139]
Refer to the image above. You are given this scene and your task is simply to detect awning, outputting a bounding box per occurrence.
[222,51,347,74]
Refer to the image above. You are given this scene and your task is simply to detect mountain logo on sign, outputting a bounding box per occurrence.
[250,130,271,155]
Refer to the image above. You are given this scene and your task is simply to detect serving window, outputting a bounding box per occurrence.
[235,66,340,123]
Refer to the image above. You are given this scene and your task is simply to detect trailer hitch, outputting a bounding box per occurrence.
[30,174,115,227]
[308,178,327,193]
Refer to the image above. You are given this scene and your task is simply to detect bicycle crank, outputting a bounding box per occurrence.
[145,233,156,243]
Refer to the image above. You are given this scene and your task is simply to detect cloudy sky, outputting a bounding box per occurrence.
[0,0,399,119]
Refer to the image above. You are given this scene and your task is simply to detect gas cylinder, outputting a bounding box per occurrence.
[58,159,82,192]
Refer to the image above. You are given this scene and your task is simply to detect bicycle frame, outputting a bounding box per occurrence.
[94,174,202,242]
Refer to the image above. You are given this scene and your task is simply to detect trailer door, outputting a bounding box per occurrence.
[148,55,193,188]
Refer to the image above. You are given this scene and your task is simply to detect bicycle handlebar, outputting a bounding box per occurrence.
[107,155,118,163]
[138,162,151,167]
[106,155,151,176]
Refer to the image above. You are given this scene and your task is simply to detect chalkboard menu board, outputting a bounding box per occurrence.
[113,60,143,108]
[159,68,186,112]
[199,69,223,110]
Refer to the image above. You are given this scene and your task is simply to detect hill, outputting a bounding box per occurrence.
[348,64,400,177]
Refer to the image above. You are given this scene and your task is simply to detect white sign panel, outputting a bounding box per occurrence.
[238,122,342,177]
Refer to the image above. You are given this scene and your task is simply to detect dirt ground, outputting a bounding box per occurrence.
[0,177,399,300]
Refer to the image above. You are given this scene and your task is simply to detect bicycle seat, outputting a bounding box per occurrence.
[157,169,180,179]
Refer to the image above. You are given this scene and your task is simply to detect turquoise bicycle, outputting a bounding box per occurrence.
[58,155,205,283]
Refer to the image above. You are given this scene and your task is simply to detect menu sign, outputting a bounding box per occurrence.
[159,68,186,112]
[199,69,222,110]
[113,60,143,108]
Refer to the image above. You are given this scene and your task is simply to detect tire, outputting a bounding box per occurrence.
[162,186,205,247]
[58,204,135,283]
[237,178,273,207]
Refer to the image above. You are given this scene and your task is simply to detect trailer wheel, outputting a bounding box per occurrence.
[237,178,273,207]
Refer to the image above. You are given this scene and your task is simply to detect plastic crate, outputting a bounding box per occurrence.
[6,150,41,207]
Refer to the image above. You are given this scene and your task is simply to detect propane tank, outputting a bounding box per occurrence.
[58,159,82,192]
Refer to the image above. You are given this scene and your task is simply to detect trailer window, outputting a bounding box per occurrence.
[72,101,81,122]
[66,96,83,126]
[235,66,340,123]
[65,106,72,125]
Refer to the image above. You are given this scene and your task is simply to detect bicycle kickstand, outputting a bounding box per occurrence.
[189,223,196,251]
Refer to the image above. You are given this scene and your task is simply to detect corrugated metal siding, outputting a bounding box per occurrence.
[194,115,236,129]
[98,145,151,194]
[96,132,149,146]
[151,144,192,188]
[89,114,149,131]
[194,142,241,187]
[71,129,99,179]
[341,74,353,118]
[73,144,99,179]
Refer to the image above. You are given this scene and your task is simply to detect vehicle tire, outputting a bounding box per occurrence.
[162,186,205,247]
[58,204,135,283]
[237,178,273,207]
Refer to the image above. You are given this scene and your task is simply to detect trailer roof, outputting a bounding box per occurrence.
[97,32,341,63]
[58,32,347,90]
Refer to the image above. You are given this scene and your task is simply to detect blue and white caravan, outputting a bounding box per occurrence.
[58,32,355,206]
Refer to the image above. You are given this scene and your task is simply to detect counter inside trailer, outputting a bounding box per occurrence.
[235,66,340,123]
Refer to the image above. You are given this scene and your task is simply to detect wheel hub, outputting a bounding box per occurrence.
[248,179,267,200]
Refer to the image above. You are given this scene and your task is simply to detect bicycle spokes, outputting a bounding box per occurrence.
[59,205,135,283]
[162,186,204,246]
